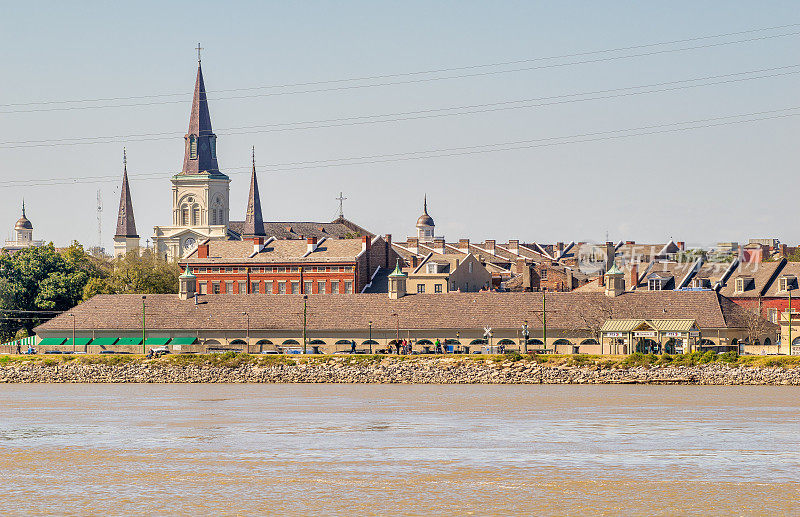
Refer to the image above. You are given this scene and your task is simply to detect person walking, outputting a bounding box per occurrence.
[435,338,442,354]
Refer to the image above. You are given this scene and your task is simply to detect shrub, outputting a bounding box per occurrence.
[719,351,739,363]
[700,350,718,364]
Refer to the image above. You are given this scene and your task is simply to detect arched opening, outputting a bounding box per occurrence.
[282,339,300,345]
[444,338,461,353]
[255,339,274,353]
[636,338,659,354]
[361,339,379,346]
[664,338,679,355]
[204,339,221,346]
[416,339,434,353]
[697,338,715,350]
[764,338,772,347]
[229,339,247,345]
[181,204,190,226]
[309,339,326,345]
[526,339,544,346]
[469,339,487,345]
[580,339,599,346]
[792,337,800,346]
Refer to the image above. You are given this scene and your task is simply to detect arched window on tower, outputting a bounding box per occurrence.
[181,205,190,226]
[192,205,200,226]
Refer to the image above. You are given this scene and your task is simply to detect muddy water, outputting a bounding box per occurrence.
[1,385,799,516]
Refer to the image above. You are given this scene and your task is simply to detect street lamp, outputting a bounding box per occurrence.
[70,314,76,353]
[523,320,529,354]
[303,295,308,354]
[368,320,373,354]
[141,295,147,354]
[391,312,399,352]
[242,311,250,354]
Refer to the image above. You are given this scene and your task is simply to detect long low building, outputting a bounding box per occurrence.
[32,287,771,355]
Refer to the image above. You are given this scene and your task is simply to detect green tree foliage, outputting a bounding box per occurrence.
[0,242,105,340]
[0,244,178,341]
[82,249,179,299]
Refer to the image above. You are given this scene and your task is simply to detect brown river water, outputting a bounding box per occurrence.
[1,384,799,516]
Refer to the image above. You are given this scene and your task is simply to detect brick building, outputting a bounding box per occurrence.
[180,234,396,295]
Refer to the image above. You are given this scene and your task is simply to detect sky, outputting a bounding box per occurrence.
[1,1,799,250]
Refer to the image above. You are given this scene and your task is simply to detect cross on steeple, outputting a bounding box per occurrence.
[196,43,203,63]
[336,192,347,219]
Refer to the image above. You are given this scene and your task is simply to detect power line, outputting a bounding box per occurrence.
[2,63,798,149]
[1,106,798,187]
[3,28,799,114]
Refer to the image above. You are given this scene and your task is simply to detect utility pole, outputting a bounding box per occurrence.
[523,320,528,354]
[142,296,146,354]
[369,321,373,354]
[303,295,308,354]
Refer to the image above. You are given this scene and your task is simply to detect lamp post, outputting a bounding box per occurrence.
[243,311,250,354]
[391,312,399,351]
[142,295,146,354]
[788,287,794,356]
[70,314,76,353]
[456,331,460,354]
[523,320,529,354]
[368,320,373,354]
[303,295,308,354]
[542,290,547,353]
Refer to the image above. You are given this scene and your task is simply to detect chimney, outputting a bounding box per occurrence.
[407,237,419,254]
[515,258,527,275]
[361,235,370,252]
[508,239,519,253]
[198,243,209,259]
[566,269,574,291]
[557,242,565,253]
[410,256,418,268]
[630,263,638,288]
[433,238,445,254]
[605,242,615,270]
[307,236,317,254]
[484,240,496,253]
[779,243,788,258]
[626,240,635,245]
[458,238,470,250]
[385,234,392,268]
[677,241,685,251]
[253,236,264,255]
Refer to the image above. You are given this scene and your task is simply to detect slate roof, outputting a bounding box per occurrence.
[717,260,784,298]
[114,153,138,238]
[180,63,222,176]
[228,218,372,240]
[36,291,753,333]
[182,237,365,264]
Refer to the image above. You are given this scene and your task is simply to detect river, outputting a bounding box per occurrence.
[1,385,798,516]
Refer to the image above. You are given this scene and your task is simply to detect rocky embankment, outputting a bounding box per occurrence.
[2,356,800,384]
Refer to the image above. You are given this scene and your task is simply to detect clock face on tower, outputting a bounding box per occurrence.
[183,237,196,251]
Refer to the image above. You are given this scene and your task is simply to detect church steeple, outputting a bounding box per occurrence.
[181,47,221,176]
[241,146,266,237]
[114,148,140,257]
[115,148,138,238]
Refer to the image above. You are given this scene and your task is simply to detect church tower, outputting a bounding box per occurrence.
[241,147,266,239]
[113,149,140,257]
[152,47,231,260]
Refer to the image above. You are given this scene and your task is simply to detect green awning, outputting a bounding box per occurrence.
[117,337,143,346]
[144,338,170,347]
[90,337,118,348]
[64,338,92,348]
[37,337,66,347]
[169,337,197,345]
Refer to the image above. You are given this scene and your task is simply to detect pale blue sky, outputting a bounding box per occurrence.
[1,1,799,250]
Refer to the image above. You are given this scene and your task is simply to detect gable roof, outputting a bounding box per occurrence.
[35,291,754,334]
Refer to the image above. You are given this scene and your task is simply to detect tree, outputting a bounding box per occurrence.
[740,299,776,346]
[82,249,179,299]
[0,242,103,340]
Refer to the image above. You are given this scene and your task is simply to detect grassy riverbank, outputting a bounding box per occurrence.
[2,350,800,369]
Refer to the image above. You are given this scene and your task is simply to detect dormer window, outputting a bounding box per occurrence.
[780,276,797,292]
[189,136,198,160]
[735,277,753,293]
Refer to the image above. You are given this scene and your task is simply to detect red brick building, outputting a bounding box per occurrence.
[180,235,396,295]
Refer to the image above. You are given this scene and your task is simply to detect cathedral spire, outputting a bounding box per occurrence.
[181,49,220,176]
[115,148,138,238]
[241,146,265,237]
